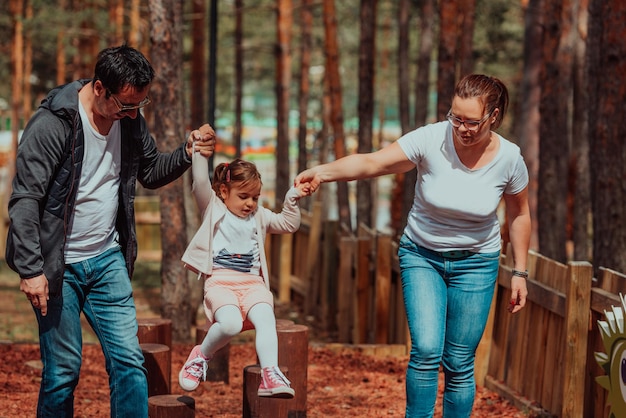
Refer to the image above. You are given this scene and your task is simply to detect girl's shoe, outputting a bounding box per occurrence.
[179,345,210,391]
[258,366,295,398]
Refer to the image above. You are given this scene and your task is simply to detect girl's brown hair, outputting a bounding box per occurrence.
[212,159,262,198]
[454,74,509,129]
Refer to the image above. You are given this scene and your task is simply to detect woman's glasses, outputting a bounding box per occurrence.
[446,110,491,131]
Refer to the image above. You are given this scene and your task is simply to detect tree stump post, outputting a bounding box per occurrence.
[276,323,309,417]
[141,343,171,396]
[138,317,172,348]
[148,394,195,418]
[242,365,290,418]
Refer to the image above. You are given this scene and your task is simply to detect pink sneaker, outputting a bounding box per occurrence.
[258,366,295,398]
[179,345,210,391]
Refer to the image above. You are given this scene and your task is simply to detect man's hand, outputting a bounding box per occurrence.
[20,274,49,316]
[186,124,216,158]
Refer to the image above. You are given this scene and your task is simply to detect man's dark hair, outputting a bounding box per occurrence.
[94,44,155,94]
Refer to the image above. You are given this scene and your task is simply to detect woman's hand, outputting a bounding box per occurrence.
[508,275,528,313]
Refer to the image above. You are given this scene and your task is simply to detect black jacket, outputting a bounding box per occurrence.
[6,79,191,296]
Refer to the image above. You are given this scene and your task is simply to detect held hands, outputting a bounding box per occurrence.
[294,168,322,195]
[186,123,216,158]
[20,274,49,316]
[294,181,313,198]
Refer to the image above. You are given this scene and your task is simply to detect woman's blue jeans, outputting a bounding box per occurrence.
[34,246,148,418]
[398,235,499,418]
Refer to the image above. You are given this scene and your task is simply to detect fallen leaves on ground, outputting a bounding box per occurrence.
[0,342,527,417]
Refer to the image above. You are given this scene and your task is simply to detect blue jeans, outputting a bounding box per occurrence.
[398,235,499,418]
[34,246,148,418]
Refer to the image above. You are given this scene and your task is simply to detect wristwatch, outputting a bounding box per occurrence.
[512,269,528,278]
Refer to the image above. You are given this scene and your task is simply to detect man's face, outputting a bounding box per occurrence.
[94,80,151,121]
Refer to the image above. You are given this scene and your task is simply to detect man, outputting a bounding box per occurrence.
[5,44,215,417]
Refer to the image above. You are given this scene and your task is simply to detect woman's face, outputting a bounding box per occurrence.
[448,96,498,148]
[220,181,261,218]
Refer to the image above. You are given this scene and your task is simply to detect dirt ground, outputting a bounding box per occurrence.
[0,262,527,417]
[0,341,528,418]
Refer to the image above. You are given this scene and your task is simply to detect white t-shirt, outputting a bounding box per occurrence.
[65,101,121,263]
[397,121,528,253]
[212,210,261,276]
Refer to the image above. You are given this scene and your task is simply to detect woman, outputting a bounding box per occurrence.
[295,74,530,417]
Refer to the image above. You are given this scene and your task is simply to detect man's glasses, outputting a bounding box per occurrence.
[107,89,151,112]
[446,110,491,131]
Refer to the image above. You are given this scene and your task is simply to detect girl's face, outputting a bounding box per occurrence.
[219,180,262,218]
[448,96,499,148]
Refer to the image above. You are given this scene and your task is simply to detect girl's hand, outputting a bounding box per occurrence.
[186,124,216,158]
[295,182,313,197]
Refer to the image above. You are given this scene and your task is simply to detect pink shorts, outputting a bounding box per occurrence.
[203,269,273,331]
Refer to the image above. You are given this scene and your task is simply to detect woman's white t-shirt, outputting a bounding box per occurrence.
[397,121,528,253]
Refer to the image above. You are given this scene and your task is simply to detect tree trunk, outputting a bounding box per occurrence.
[23,0,32,121]
[323,0,351,229]
[414,0,434,128]
[356,0,377,229]
[399,0,434,235]
[234,0,243,157]
[436,0,460,119]
[56,0,67,86]
[149,0,193,342]
[297,0,312,175]
[275,0,293,207]
[571,0,590,261]
[458,0,476,77]
[191,0,206,130]
[587,0,626,273]
[207,0,218,173]
[10,0,23,161]
[397,0,410,134]
[109,0,124,45]
[129,0,142,48]
[537,0,568,263]
[391,0,410,236]
[515,0,542,251]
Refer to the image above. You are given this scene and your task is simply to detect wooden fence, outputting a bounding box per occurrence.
[130,197,622,417]
[266,202,621,417]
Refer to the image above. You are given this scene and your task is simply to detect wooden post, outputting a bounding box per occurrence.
[475,281,498,386]
[561,261,592,418]
[277,323,308,416]
[337,235,355,342]
[242,365,290,418]
[141,343,171,396]
[304,201,323,314]
[138,318,172,348]
[148,394,194,418]
[375,234,392,344]
[355,225,374,344]
[275,318,294,328]
[195,323,230,383]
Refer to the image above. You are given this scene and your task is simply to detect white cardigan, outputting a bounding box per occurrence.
[181,151,301,289]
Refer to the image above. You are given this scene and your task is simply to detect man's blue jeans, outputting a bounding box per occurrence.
[398,234,499,418]
[34,246,148,418]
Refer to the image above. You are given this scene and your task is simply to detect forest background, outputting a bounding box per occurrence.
[0,0,625,342]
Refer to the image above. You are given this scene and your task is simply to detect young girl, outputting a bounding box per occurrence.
[179,143,310,397]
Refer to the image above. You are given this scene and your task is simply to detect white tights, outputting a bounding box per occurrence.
[199,303,278,368]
